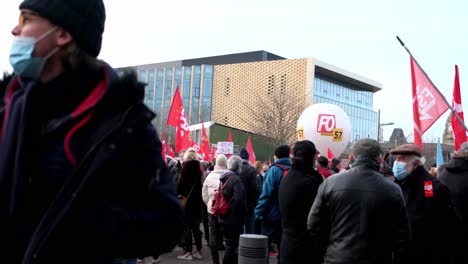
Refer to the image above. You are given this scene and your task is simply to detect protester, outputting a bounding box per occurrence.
[177,149,204,260]
[255,145,291,259]
[0,1,184,263]
[278,140,323,264]
[329,158,341,174]
[239,147,262,234]
[219,156,247,264]
[202,154,228,264]
[317,156,333,178]
[308,139,410,264]
[438,141,468,263]
[391,144,460,264]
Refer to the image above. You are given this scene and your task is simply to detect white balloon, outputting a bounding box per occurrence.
[297,104,352,157]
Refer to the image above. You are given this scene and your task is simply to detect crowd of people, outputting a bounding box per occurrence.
[163,139,468,264]
[2,0,468,264]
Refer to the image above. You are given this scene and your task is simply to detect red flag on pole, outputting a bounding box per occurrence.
[161,132,167,163]
[167,144,175,158]
[327,148,335,165]
[410,57,449,148]
[245,136,256,164]
[228,130,233,142]
[452,65,467,151]
[167,87,193,152]
[201,122,211,161]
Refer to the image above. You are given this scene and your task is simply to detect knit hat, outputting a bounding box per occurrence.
[19,0,106,57]
[214,154,228,170]
[275,145,291,159]
[239,147,249,160]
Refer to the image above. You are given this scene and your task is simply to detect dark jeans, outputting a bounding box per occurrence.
[183,220,203,253]
[223,224,243,264]
[202,204,210,243]
[262,220,282,264]
[244,211,256,234]
[209,214,223,264]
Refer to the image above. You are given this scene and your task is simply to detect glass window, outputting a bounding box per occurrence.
[183,67,192,112]
[146,70,155,108]
[174,67,182,90]
[191,66,201,124]
[163,68,173,123]
[138,69,147,82]
[202,65,213,122]
[155,69,164,113]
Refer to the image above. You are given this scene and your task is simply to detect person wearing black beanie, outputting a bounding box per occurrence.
[279,140,323,264]
[0,1,184,263]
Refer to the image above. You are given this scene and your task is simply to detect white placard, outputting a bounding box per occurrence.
[217,142,234,154]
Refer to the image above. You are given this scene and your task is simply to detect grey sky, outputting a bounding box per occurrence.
[1,0,467,141]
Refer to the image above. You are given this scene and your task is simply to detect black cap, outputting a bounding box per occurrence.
[293,140,317,159]
[20,0,106,57]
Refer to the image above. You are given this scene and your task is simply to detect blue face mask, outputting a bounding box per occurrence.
[9,27,59,79]
[393,161,408,180]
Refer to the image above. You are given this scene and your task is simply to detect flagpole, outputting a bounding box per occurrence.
[396,36,468,133]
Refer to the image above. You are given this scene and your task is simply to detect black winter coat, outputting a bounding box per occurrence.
[308,158,410,264]
[395,166,460,264]
[240,161,261,215]
[0,66,184,263]
[439,156,468,263]
[219,170,247,225]
[278,164,323,264]
[178,159,203,223]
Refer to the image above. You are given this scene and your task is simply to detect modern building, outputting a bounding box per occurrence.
[119,51,382,161]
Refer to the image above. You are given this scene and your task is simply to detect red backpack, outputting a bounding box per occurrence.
[211,176,232,217]
[274,164,289,177]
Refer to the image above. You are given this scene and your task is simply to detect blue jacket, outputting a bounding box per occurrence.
[0,66,184,263]
[255,158,291,222]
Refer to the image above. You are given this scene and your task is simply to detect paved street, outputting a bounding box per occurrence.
[156,241,278,264]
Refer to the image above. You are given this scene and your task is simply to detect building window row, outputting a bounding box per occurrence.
[138,65,213,128]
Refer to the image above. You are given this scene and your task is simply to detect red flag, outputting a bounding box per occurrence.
[410,57,449,148]
[167,144,175,158]
[327,148,335,165]
[228,130,233,142]
[167,87,192,152]
[167,87,182,127]
[201,122,211,161]
[452,65,467,151]
[245,136,256,164]
[161,132,167,163]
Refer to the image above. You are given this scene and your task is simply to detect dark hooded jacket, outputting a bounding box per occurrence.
[0,65,184,263]
[278,159,323,264]
[395,166,460,264]
[439,153,468,263]
[219,170,247,225]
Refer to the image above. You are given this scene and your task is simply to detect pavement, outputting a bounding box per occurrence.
[156,240,278,264]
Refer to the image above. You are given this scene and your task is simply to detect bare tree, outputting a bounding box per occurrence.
[239,87,309,147]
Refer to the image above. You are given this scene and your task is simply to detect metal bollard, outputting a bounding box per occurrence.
[239,234,268,264]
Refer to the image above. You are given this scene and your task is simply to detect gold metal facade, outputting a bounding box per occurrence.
[212,59,312,133]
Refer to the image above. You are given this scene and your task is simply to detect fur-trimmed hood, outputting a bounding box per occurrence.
[444,152,468,173]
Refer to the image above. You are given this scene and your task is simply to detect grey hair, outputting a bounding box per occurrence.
[227,156,243,174]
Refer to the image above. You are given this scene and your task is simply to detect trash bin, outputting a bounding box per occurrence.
[239,234,268,264]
